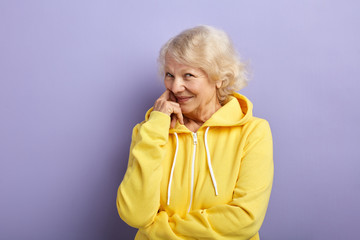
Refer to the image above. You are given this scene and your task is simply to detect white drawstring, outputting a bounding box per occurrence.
[167,129,218,206]
[204,127,218,196]
[167,132,179,205]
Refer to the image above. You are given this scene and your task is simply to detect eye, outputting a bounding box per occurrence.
[185,73,195,78]
[165,72,174,78]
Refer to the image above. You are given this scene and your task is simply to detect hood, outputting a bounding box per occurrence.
[145,92,253,133]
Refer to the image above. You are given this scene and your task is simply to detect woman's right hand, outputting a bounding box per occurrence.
[153,89,184,128]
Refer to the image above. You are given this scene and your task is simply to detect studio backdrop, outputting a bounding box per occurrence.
[1,1,359,239]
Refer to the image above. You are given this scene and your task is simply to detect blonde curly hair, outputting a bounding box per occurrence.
[158,25,248,103]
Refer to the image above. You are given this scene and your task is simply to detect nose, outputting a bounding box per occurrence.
[169,77,185,94]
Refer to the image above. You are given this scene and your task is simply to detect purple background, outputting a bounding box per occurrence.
[1,1,359,239]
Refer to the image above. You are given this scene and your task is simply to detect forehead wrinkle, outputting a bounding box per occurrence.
[166,60,202,74]
[165,62,191,74]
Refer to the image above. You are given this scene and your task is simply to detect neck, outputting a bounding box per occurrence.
[183,101,222,132]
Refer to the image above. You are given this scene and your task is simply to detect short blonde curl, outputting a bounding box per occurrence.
[158,25,249,104]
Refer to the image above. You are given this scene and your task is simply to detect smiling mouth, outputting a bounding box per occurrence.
[176,96,193,103]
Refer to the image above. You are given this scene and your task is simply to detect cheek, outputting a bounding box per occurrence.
[193,83,214,96]
[164,80,170,89]
[186,82,202,94]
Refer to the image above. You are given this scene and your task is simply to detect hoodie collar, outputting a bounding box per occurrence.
[201,92,253,128]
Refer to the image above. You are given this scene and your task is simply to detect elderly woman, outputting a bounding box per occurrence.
[117,25,273,240]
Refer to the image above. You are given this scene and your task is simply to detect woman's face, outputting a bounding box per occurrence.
[164,56,220,118]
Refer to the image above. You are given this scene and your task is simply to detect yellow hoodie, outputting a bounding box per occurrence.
[117,93,273,240]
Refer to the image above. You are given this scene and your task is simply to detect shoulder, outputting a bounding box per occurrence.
[242,117,272,140]
[246,117,270,128]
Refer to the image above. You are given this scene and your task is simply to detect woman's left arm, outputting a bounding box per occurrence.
[140,120,274,240]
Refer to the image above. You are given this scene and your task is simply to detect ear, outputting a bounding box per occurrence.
[216,80,222,89]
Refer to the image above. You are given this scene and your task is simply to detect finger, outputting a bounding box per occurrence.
[176,110,184,125]
[170,103,184,125]
[170,116,177,128]
[154,98,172,115]
[166,101,178,115]
[169,91,177,102]
[153,99,166,113]
[159,89,170,100]
[166,106,174,115]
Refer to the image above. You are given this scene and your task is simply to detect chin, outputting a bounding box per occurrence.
[180,105,194,115]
